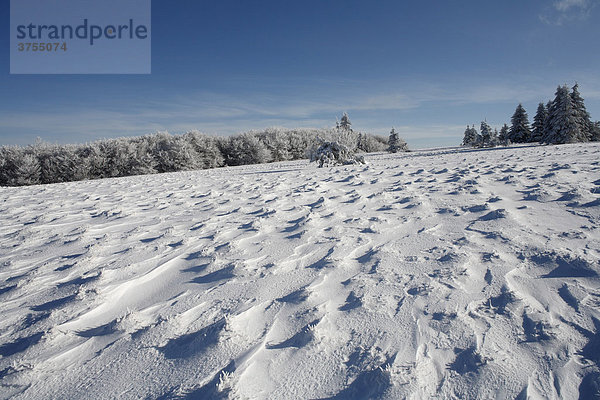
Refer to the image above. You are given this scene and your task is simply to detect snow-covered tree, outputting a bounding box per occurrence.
[508,104,531,143]
[339,112,352,131]
[312,141,364,167]
[571,83,593,141]
[0,147,22,186]
[14,153,41,186]
[543,85,588,144]
[0,148,8,186]
[1,120,394,186]
[462,125,480,147]
[184,131,225,168]
[388,128,401,153]
[498,124,510,146]
[490,128,500,147]
[480,121,492,147]
[357,132,388,153]
[287,129,315,160]
[531,102,548,143]
[592,121,600,142]
[221,133,271,166]
[542,101,553,139]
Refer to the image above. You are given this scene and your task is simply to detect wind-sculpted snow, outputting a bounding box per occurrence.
[1,143,599,399]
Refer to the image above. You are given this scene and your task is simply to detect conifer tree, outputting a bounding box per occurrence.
[592,121,600,142]
[544,85,586,144]
[499,124,510,145]
[339,112,352,131]
[462,125,479,147]
[388,128,400,153]
[531,102,548,143]
[490,128,499,147]
[542,101,553,140]
[571,83,593,141]
[480,121,492,147]
[508,104,531,143]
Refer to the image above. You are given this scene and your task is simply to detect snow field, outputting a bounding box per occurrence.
[0,143,599,399]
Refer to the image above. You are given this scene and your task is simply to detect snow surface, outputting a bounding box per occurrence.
[1,143,600,399]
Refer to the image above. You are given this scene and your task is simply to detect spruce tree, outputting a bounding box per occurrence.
[480,121,492,147]
[490,128,499,147]
[542,101,553,141]
[388,128,401,153]
[531,102,548,143]
[571,83,593,141]
[592,121,600,142]
[499,124,510,145]
[462,125,479,147]
[508,104,532,143]
[339,112,352,131]
[544,85,586,144]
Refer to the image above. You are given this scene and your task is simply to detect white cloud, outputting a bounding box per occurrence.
[554,0,589,11]
[540,0,597,24]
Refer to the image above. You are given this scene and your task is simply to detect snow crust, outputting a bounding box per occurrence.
[1,143,599,399]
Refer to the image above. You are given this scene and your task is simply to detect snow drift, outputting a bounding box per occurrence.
[1,143,599,399]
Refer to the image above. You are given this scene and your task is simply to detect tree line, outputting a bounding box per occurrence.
[463,83,600,148]
[0,116,391,187]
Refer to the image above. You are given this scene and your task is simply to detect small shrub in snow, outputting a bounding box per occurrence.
[312,141,365,167]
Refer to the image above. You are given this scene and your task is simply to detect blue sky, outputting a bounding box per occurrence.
[1,0,600,149]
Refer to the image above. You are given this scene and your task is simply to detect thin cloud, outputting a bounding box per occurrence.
[540,0,597,25]
[1,78,598,146]
[554,0,589,12]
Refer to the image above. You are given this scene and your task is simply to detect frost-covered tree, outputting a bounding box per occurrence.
[1,119,392,186]
[592,121,600,142]
[531,102,548,143]
[0,148,8,186]
[121,137,157,176]
[339,112,352,131]
[571,83,593,141]
[0,147,22,186]
[490,128,500,147]
[480,121,492,147]
[255,128,292,162]
[221,133,271,166]
[14,153,41,186]
[149,133,201,173]
[542,101,553,139]
[498,124,510,146]
[543,85,588,144]
[357,132,387,153]
[0,147,42,186]
[508,104,531,143]
[312,141,364,167]
[30,141,77,183]
[287,129,315,160]
[184,131,225,168]
[462,125,480,147]
[388,128,400,153]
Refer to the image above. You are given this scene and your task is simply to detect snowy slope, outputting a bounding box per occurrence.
[1,143,599,399]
